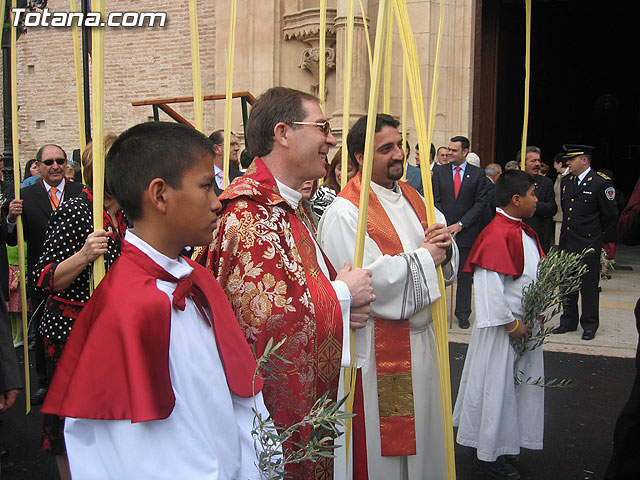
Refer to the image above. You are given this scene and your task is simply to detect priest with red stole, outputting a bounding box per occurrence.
[453,169,545,480]
[318,114,458,480]
[205,87,375,479]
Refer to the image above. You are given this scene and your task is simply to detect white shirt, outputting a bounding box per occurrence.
[576,167,591,185]
[213,165,224,189]
[42,177,66,203]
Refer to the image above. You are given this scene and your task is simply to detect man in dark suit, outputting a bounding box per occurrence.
[554,144,618,340]
[209,130,243,195]
[518,146,557,252]
[6,144,84,404]
[432,135,488,328]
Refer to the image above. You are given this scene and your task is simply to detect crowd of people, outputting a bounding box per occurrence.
[0,85,636,480]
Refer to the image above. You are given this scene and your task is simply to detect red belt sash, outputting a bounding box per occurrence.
[340,174,428,456]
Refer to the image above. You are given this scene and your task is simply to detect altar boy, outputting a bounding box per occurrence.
[452,170,545,480]
[42,122,268,479]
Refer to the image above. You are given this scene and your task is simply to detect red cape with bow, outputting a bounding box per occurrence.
[463,211,544,279]
[42,241,261,422]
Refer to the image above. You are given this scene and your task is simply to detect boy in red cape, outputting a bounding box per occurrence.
[42,122,269,479]
[452,170,545,480]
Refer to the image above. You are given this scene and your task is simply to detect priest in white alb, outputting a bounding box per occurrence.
[318,114,458,480]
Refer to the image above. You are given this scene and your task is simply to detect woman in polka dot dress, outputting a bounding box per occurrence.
[32,135,127,479]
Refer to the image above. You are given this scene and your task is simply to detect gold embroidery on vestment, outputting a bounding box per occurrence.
[377,373,415,417]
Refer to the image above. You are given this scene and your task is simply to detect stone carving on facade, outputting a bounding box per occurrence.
[283,8,337,98]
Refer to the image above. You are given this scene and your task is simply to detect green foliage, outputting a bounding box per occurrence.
[251,337,354,479]
[511,247,593,386]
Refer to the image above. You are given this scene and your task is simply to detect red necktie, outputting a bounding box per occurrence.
[454,166,462,199]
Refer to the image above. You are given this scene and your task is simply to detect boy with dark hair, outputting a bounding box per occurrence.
[42,122,268,479]
[453,170,545,480]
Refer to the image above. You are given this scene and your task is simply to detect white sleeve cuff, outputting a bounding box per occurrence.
[331,280,352,368]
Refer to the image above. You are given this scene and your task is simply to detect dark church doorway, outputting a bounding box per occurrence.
[473,0,640,199]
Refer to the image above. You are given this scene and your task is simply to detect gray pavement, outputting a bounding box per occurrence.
[1,245,638,479]
[447,243,640,358]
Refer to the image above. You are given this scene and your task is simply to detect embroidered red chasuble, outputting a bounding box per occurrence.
[206,157,343,480]
[339,173,429,457]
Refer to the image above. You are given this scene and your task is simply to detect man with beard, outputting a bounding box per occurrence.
[517,146,556,252]
[432,135,488,329]
[318,114,458,479]
[205,87,375,479]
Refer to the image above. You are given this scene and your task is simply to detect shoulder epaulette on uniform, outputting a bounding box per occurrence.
[597,171,611,181]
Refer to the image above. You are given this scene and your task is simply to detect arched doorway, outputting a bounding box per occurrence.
[473,0,640,198]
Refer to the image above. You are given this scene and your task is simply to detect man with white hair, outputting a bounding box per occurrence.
[466,152,481,168]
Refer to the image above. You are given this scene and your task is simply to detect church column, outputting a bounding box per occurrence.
[332,0,370,137]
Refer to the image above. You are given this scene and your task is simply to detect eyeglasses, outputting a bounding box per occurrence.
[41,158,66,166]
[289,120,331,136]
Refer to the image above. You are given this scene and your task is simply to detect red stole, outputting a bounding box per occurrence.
[340,173,428,456]
[210,157,343,479]
[42,241,261,422]
[463,211,545,278]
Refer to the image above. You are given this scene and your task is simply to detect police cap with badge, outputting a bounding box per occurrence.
[562,144,594,160]
[562,144,616,201]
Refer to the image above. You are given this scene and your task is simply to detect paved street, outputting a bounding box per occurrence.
[449,244,640,359]
[449,243,640,479]
[0,245,638,479]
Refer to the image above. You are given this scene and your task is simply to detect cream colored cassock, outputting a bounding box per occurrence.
[452,209,544,462]
[318,181,458,480]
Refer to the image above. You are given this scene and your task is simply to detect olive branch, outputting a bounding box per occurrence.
[251,337,354,479]
[511,247,594,387]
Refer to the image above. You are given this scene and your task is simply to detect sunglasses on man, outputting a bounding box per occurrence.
[41,158,66,166]
[288,120,332,136]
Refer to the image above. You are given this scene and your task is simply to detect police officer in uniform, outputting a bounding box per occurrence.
[554,145,618,340]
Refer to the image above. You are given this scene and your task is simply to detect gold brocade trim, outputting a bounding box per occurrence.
[294,231,321,279]
[314,455,333,480]
[317,334,341,385]
[377,372,415,417]
[190,245,205,261]
[295,204,316,234]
